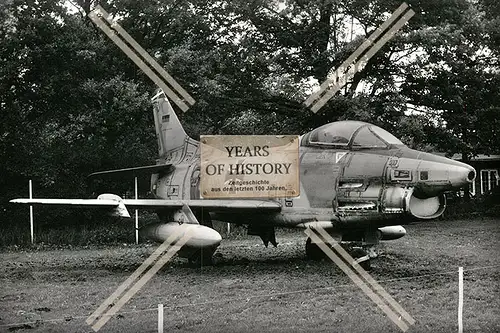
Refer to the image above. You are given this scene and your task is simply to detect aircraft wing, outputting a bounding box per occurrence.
[10,197,282,218]
[9,196,133,218]
[121,199,282,212]
[10,198,123,207]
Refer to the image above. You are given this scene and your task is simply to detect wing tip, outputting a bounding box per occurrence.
[10,199,26,204]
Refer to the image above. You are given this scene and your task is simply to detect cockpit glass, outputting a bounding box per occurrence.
[370,126,404,145]
[309,121,364,146]
[351,126,387,148]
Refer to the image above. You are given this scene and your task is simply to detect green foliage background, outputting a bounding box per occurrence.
[1,0,498,244]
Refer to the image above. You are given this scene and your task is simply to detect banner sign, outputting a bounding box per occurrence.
[200,135,300,198]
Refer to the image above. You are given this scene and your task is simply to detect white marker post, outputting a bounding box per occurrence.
[29,180,34,244]
[158,303,164,333]
[458,267,463,333]
[135,177,139,244]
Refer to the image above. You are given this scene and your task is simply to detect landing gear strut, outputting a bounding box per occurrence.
[305,238,371,270]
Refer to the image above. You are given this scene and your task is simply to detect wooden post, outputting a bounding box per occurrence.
[135,177,139,244]
[29,180,34,244]
[157,304,163,333]
[458,267,463,333]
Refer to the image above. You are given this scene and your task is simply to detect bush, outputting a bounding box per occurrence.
[0,211,158,248]
[444,188,500,219]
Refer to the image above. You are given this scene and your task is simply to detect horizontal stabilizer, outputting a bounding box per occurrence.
[88,164,173,179]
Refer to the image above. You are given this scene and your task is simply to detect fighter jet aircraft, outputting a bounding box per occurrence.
[11,90,476,267]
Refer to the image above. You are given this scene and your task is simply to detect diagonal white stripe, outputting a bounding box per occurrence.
[91,230,193,331]
[88,10,190,112]
[305,2,409,107]
[305,228,410,331]
[95,6,195,106]
[310,8,414,113]
[314,226,415,325]
[85,227,186,326]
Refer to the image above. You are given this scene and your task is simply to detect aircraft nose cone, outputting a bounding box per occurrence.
[410,151,477,197]
[449,163,476,189]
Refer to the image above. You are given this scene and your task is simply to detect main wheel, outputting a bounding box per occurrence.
[351,248,371,270]
[305,237,324,260]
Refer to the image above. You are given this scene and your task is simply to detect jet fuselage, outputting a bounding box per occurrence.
[151,141,475,231]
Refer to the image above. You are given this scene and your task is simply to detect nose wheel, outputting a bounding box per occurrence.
[305,238,371,270]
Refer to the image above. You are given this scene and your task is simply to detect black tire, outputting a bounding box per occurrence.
[351,248,371,271]
[360,260,371,270]
[305,237,324,260]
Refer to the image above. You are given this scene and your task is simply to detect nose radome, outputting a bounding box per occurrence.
[415,151,475,185]
[448,163,476,189]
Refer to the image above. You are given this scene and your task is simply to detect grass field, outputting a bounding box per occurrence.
[0,218,499,333]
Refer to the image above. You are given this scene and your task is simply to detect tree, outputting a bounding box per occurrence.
[401,2,500,158]
[0,0,156,228]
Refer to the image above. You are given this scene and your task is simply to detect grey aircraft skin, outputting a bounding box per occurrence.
[11,90,476,266]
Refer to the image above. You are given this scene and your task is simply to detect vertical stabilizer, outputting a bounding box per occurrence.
[151,90,199,163]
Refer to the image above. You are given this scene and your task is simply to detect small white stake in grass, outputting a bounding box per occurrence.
[158,304,164,333]
[458,267,463,333]
[29,180,34,244]
[135,176,139,244]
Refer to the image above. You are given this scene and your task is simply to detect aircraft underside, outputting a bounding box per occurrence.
[138,204,410,269]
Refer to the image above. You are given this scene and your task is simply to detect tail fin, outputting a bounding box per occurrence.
[151,90,199,162]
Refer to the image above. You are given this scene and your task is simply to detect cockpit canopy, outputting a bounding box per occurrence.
[302,121,404,149]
